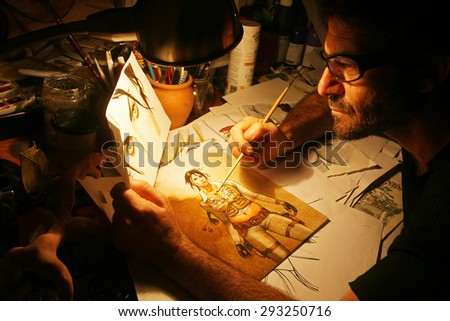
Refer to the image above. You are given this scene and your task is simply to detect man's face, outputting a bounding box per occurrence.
[317,18,415,140]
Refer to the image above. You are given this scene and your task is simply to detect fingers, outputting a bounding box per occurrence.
[78,153,107,179]
[109,179,179,261]
[229,117,266,166]
[37,257,74,300]
[110,181,128,200]
[129,180,170,208]
[59,153,107,216]
[110,180,167,224]
[110,182,142,220]
[229,117,281,164]
[6,243,74,300]
[111,179,168,207]
[229,116,261,155]
[230,116,267,141]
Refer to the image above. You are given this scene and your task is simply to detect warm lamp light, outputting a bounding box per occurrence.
[1,0,243,66]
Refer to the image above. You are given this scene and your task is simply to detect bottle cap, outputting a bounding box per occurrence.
[279,0,293,7]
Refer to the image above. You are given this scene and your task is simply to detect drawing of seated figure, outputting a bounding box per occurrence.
[185,169,313,263]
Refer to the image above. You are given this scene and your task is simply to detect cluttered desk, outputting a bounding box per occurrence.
[0,0,404,301]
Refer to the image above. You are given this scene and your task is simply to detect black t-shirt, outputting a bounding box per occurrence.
[350,143,450,300]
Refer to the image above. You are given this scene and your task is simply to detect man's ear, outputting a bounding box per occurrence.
[418,57,450,93]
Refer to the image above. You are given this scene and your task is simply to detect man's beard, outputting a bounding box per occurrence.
[329,89,415,140]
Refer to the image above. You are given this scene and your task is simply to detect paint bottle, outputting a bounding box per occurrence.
[301,25,323,69]
[225,20,261,94]
[272,0,294,67]
[284,19,307,67]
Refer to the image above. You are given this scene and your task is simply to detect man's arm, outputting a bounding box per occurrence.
[229,92,333,167]
[164,233,294,300]
[111,179,294,300]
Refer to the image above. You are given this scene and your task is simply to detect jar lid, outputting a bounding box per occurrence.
[51,108,98,135]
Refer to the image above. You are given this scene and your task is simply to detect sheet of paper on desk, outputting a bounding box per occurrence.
[340,136,402,206]
[78,52,171,220]
[292,135,402,204]
[222,77,313,107]
[264,198,382,300]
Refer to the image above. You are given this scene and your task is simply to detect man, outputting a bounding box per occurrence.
[111,0,450,300]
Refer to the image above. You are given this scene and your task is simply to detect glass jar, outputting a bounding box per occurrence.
[51,108,98,168]
[41,73,89,148]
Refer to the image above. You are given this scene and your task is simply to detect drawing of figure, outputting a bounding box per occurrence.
[185,169,313,263]
[185,169,252,259]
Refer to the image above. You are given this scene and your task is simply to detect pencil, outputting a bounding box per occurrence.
[171,67,181,84]
[106,50,115,87]
[167,67,172,84]
[146,60,156,81]
[90,53,111,91]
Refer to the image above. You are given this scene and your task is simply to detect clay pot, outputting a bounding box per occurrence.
[148,75,195,129]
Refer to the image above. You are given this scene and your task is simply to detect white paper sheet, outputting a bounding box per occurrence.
[222,77,309,107]
[79,52,171,219]
[264,198,382,300]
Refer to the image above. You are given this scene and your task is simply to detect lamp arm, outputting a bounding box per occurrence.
[0,7,137,55]
[0,0,243,66]
[1,21,87,54]
[85,7,137,42]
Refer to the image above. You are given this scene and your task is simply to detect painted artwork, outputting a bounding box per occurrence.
[155,140,329,280]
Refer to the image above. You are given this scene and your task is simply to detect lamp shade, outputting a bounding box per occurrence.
[1,0,243,67]
[135,0,243,66]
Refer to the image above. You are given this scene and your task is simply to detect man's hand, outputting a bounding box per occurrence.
[0,232,73,300]
[110,179,184,265]
[229,116,292,169]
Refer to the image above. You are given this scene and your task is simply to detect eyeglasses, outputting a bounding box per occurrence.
[320,50,392,82]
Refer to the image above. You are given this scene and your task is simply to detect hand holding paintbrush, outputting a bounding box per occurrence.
[217,75,299,192]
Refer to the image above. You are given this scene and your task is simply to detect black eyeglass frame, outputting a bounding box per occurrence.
[320,50,393,82]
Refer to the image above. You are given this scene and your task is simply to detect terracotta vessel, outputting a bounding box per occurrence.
[148,75,195,129]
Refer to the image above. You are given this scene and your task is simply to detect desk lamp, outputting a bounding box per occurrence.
[1,0,243,67]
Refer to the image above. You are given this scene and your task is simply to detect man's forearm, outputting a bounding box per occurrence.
[161,235,294,300]
[279,92,333,148]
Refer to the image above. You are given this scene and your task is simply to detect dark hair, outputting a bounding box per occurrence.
[184,169,209,190]
[318,0,450,111]
[318,0,450,56]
